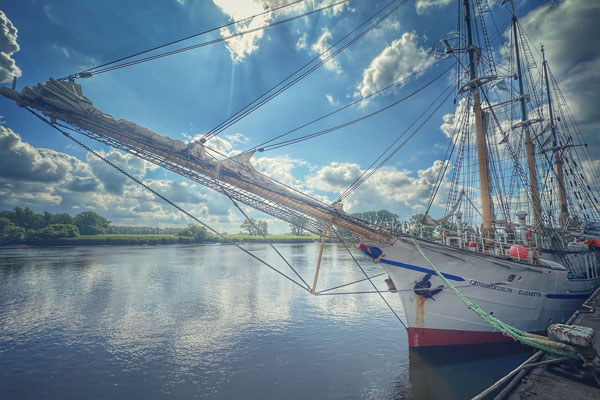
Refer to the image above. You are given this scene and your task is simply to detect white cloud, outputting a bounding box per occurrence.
[212,0,278,63]
[519,0,600,127]
[252,154,310,188]
[356,32,433,98]
[311,27,342,74]
[305,160,450,217]
[224,132,250,145]
[0,11,21,83]
[0,126,235,228]
[415,0,453,15]
[325,94,339,106]
[43,5,60,24]
[296,32,307,49]
[51,43,71,58]
[212,0,350,62]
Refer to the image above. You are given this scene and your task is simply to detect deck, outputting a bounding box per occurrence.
[481,286,600,399]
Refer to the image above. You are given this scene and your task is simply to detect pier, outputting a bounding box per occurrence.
[477,287,600,399]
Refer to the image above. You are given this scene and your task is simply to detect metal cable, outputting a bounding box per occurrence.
[332,227,407,329]
[62,0,307,80]
[203,0,407,141]
[71,0,351,78]
[248,56,451,153]
[27,108,310,292]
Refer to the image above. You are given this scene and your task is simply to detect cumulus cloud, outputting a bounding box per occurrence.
[86,150,158,194]
[305,160,450,216]
[325,94,339,106]
[0,126,99,206]
[519,0,600,127]
[0,126,87,183]
[311,27,342,73]
[0,11,21,83]
[213,0,349,62]
[214,0,271,63]
[252,154,311,188]
[296,32,307,49]
[356,32,434,98]
[0,126,235,228]
[415,0,453,15]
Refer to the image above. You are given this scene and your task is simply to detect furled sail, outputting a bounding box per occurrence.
[421,190,464,226]
[0,79,393,242]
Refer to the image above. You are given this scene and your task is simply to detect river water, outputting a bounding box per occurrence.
[0,243,532,399]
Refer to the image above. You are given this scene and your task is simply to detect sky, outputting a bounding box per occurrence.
[0,0,598,234]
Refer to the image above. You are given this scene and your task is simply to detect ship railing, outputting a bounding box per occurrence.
[439,229,540,264]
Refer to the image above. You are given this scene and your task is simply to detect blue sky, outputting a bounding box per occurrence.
[1,0,599,233]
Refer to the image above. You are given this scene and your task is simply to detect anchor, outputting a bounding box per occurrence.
[413,273,443,300]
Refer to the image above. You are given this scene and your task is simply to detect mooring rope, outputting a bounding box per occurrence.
[410,236,579,359]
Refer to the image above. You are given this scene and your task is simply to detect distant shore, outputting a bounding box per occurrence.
[0,234,320,247]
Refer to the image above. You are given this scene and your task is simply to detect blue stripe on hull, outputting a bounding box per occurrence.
[545,293,590,299]
[378,258,592,299]
[378,258,465,281]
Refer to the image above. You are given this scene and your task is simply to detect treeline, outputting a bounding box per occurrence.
[106,225,181,235]
[0,207,208,245]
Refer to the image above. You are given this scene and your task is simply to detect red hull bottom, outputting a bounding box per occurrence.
[408,327,544,347]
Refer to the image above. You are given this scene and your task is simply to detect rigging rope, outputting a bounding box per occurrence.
[333,227,407,329]
[62,0,307,80]
[26,108,311,292]
[248,56,451,153]
[202,0,408,141]
[338,82,455,202]
[63,0,351,79]
[202,148,311,290]
[260,63,454,153]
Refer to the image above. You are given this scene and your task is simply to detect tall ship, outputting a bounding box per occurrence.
[2,0,599,347]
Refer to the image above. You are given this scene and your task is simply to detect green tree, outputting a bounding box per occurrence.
[177,224,207,242]
[0,217,25,242]
[241,219,258,235]
[26,224,80,241]
[50,212,75,225]
[289,216,307,236]
[74,211,111,235]
[5,207,45,230]
[240,219,268,236]
[408,213,434,238]
[257,220,268,236]
[351,210,399,226]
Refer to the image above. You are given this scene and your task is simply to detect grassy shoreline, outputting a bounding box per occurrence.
[0,234,320,247]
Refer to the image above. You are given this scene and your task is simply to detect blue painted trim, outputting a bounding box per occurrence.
[545,293,590,299]
[379,259,465,281]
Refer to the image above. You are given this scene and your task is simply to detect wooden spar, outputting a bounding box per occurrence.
[473,90,493,233]
[311,223,330,294]
[464,0,493,234]
[0,85,392,243]
[524,127,542,231]
[542,46,568,227]
[512,12,542,231]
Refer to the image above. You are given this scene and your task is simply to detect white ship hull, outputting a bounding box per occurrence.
[372,238,600,347]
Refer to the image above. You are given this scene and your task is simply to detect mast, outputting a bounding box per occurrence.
[542,45,568,227]
[463,0,493,234]
[511,8,542,231]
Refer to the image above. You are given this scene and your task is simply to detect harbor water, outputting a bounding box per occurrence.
[0,243,533,399]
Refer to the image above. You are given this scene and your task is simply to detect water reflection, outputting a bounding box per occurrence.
[406,344,532,400]
[0,244,527,399]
